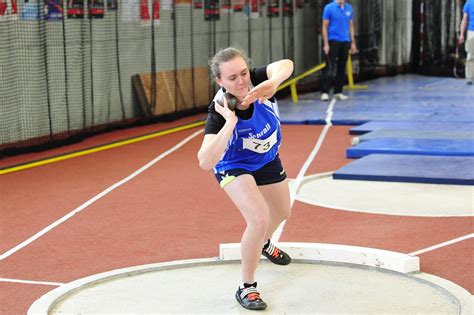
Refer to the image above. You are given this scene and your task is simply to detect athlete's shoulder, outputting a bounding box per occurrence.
[204,91,226,135]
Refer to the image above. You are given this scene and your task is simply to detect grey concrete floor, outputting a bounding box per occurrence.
[30,259,472,314]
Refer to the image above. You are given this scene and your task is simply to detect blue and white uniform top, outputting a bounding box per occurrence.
[204,65,282,173]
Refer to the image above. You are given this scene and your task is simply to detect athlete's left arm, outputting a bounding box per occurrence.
[241,59,294,106]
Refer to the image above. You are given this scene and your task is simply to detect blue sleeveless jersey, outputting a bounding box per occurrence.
[213,95,282,174]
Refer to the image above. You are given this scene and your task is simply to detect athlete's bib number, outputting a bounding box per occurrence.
[242,130,277,154]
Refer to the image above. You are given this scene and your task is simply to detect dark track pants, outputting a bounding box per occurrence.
[321,41,351,94]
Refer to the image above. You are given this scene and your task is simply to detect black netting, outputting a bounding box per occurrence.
[0,0,465,156]
[412,0,466,76]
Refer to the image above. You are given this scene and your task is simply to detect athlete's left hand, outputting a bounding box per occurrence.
[241,80,278,107]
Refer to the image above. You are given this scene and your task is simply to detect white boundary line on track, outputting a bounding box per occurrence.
[408,233,474,256]
[272,98,337,242]
[0,130,204,261]
[0,278,65,286]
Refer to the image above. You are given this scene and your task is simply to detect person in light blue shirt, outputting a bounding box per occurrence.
[460,0,474,84]
[320,0,357,101]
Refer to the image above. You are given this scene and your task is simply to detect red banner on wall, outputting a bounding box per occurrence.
[267,0,278,17]
[204,0,219,21]
[0,0,17,19]
[140,0,160,23]
[233,0,243,12]
[194,0,203,9]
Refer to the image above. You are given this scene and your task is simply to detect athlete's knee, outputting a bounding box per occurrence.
[246,212,270,235]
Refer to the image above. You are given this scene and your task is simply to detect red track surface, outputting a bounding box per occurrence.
[0,116,472,314]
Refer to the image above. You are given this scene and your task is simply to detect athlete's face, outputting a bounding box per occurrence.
[216,56,250,102]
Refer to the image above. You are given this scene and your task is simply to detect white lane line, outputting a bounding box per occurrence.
[0,130,204,261]
[272,98,336,242]
[409,233,474,256]
[289,98,335,206]
[0,278,64,286]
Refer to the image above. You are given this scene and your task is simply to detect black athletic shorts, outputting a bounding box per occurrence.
[214,155,287,188]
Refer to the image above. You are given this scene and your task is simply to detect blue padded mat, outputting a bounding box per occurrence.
[278,74,474,125]
[331,98,474,125]
[278,99,327,124]
[350,121,474,135]
[333,154,474,185]
[346,138,474,158]
[356,130,474,142]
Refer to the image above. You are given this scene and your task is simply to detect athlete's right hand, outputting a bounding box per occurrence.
[214,97,237,123]
[459,34,465,45]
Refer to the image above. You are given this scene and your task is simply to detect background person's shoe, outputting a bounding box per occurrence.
[321,93,329,101]
[334,93,349,100]
[235,283,267,310]
[467,81,473,85]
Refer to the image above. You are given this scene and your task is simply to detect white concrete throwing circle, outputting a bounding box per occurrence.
[291,173,474,217]
[29,259,469,314]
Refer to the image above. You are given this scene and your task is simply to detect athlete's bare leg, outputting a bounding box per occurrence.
[258,179,291,241]
[224,174,269,283]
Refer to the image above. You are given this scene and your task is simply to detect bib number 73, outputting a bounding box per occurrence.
[242,130,278,154]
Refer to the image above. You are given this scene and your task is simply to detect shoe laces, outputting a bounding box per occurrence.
[264,242,281,258]
[247,292,261,301]
[240,286,261,301]
[271,247,281,258]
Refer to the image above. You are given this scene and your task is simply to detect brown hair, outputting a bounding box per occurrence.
[209,47,250,79]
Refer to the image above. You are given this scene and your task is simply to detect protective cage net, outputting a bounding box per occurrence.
[0,0,466,156]
[412,0,467,77]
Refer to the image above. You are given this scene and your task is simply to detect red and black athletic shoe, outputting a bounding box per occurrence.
[235,283,267,310]
[262,241,291,265]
